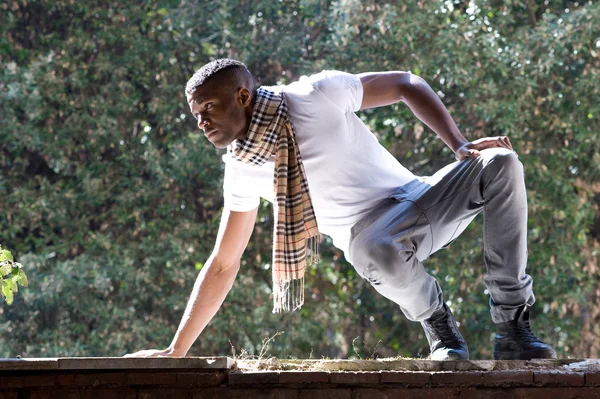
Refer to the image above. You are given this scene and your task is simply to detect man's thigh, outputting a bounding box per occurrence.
[351,151,502,262]
[349,197,431,265]
[411,156,490,257]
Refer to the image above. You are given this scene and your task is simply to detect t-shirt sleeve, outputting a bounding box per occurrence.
[309,70,364,113]
[222,155,261,212]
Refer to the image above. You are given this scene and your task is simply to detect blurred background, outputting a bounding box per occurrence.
[0,0,598,360]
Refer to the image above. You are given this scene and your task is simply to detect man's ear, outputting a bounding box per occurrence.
[237,88,252,107]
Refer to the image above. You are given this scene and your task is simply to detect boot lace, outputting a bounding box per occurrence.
[510,320,542,343]
[427,313,462,347]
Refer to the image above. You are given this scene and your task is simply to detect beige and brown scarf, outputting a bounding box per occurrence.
[228,86,320,313]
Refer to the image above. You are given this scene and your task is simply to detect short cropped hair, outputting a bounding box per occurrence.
[185,58,255,95]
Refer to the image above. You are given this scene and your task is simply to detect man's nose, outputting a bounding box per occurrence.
[197,116,210,130]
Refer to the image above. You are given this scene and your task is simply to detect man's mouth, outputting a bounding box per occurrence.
[204,129,218,139]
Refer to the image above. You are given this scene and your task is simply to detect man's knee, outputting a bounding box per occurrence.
[357,237,416,282]
[480,148,523,180]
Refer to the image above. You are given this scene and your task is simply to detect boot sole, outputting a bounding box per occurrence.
[445,353,469,361]
[430,350,470,361]
[494,348,557,360]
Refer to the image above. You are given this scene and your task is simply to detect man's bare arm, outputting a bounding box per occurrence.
[125,206,258,357]
[357,71,515,160]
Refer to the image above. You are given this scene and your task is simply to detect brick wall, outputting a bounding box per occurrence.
[1,358,600,398]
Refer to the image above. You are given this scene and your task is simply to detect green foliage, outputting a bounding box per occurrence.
[0,245,29,305]
[1,0,598,359]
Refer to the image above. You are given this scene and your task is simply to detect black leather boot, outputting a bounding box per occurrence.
[494,305,557,360]
[421,303,469,360]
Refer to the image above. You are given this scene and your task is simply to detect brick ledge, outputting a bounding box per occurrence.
[1,358,600,399]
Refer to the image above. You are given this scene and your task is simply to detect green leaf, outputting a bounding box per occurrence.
[2,282,13,305]
[5,279,17,293]
[0,249,13,263]
[0,262,12,275]
[18,269,29,287]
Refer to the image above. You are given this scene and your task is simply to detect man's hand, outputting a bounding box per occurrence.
[455,136,516,161]
[123,348,179,358]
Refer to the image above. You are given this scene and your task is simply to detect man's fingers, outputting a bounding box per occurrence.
[499,136,518,155]
[123,352,145,358]
[490,136,510,150]
[465,136,518,157]
[123,350,157,358]
[123,348,176,358]
[471,138,493,151]
[471,136,512,151]
[497,136,510,150]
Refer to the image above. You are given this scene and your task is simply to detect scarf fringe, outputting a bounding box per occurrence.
[308,235,321,265]
[272,235,321,314]
[272,277,305,314]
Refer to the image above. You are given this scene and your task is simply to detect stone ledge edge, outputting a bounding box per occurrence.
[0,357,234,371]
[1,358,599,373]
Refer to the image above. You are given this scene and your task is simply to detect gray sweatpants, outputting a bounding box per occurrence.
[347,148,534,324]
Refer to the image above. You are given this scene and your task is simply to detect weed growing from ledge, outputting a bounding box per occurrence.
[352,336,383,360]
[231,332,403,372]
[230,331,286,370]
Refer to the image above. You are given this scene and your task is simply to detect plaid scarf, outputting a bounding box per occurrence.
[228,86,320,313]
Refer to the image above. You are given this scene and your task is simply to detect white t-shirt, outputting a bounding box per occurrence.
[223,71,416,257]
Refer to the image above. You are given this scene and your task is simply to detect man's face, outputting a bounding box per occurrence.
[186,78,252,149]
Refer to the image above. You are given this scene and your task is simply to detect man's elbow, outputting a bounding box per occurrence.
[398,72,427,101]
[209,254,241,274]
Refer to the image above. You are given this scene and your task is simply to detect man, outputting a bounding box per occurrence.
[126,58,556,360]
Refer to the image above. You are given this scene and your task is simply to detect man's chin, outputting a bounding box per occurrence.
[208,132,241,149]
[209,139,229,150]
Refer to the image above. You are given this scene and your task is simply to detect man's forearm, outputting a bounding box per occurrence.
[167,258,239,356]
[402,74,468,153]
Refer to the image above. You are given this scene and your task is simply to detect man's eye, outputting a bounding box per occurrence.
[205,103,213,110]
